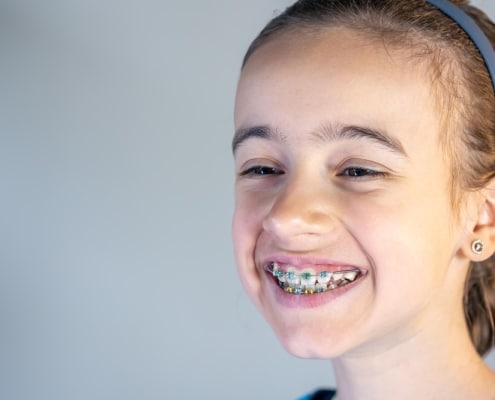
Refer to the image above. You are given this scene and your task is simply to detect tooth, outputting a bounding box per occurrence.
[300,269,316,289]
[271,262,281,274]
[344,271,359,282]
[317,271,331,284]
[270,262,278,275]
[316,282,327,293]
[276,271,286,283]
[272,263,287,282]
[332,272,344,282]
[285,267,300,287]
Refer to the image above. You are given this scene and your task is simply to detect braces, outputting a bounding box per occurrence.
[267,262,362,295]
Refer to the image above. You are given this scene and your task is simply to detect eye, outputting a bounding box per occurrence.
[240,165,285,176]
[338,167,387,179]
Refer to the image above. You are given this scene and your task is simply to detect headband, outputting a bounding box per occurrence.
[426,0,495,92]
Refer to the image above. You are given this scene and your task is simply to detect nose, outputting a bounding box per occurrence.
[262,175,339,246]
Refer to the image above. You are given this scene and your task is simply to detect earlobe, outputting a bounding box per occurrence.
[462,184,495,262]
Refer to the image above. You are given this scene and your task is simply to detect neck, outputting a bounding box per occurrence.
[331,317,495,400]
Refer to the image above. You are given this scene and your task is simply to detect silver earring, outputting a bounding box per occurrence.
[472,239,484,255]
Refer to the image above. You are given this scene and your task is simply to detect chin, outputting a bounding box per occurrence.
[271,321,351,359]
[280,337,345,359]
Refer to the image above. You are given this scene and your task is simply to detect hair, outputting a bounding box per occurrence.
[242,0,495,355]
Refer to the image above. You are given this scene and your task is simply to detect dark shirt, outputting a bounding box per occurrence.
[298,389,336,400]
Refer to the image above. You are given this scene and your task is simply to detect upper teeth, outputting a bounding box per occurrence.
[268,262,362,295]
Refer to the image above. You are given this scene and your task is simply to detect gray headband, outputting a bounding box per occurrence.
[426,0,495,92]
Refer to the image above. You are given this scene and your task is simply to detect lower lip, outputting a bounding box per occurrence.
[265,272,367,309]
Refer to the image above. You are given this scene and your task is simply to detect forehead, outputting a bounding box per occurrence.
[235,28,440,147]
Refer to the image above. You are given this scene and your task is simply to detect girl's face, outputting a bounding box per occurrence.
[233,28,473,358]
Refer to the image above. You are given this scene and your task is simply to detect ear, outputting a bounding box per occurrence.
[460,182,495,262]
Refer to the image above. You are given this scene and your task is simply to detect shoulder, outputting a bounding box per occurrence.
[297,389,337,400]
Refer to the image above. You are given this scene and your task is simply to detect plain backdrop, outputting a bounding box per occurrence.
[1,1,495,399]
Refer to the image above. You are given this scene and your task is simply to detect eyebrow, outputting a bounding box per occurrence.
[232,125,280,154]
[232,123,407,157]
[316,124,407,156]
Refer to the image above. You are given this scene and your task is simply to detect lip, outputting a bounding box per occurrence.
[258,254,367,275]
[258,254,368,309]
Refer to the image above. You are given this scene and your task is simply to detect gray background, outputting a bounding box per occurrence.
[1,1,494,399]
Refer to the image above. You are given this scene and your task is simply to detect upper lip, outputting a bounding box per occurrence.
[258,254,367,274]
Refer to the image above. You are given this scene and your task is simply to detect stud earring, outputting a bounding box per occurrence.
[471,239,484,255]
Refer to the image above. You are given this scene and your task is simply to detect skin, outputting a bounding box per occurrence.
[233,28,495,400]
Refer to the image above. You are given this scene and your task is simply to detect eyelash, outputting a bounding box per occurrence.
[240,165,285,176]
[337,166,387,179]
[239,165,387,180]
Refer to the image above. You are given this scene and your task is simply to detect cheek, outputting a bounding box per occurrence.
[232,196,263,252]
[232,188,273,250]
[345,190,456,296]
[231,207,254,272]
[232,200,266,305]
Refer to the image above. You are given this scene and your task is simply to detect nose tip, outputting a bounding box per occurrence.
[263,209,335,237]
[262,186,338,245]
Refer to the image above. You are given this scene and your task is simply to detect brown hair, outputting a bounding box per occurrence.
[242,0,495,355]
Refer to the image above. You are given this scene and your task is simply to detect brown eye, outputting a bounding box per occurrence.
[339,167,386,178]
[241,166,284,176]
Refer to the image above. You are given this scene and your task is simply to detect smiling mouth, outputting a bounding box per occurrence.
[266,262,364,295]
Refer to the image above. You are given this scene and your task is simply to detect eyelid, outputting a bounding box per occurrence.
[335,157,391,172]
[240,165,285,176]
[239,160,286,178]
[334,158,393,180]
[238,157,283,172]
[338,167,387,179]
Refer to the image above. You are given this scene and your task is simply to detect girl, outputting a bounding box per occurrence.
[232,0,495,399]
